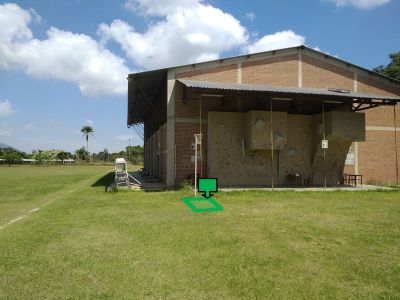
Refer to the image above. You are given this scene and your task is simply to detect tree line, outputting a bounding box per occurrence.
[1,124,143,166]
[373,52,400,81]
[0,146,143,166]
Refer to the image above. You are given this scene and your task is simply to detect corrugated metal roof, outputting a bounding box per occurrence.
[178,79,400,101]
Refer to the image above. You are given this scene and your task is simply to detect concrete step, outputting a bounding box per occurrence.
[130,183,142,190]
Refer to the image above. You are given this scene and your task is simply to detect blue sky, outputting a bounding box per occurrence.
[0,0,399,153]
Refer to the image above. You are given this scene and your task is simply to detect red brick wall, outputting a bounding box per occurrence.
[358,75,400,97]
[175,122,208,182]
[174,83,235,118]
[242,54,298,86]
[359,130,400,184]
[363,106,399,127]
[358,75,400,127]
[302,55,354,90]
[175,64,237,83]
[355,76,400,185]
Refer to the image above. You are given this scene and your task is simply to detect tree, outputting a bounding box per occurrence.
[374,52,400,81]
[32,150,61,163]
[103,148,109,162]
[3,150,22,166]
[81,126,94,153]
[119,150,126,156]
[57,151,69,164]
[32,150,44,164]
[126,145,144,164]
[75,147,89,161]
[93,148,109,162]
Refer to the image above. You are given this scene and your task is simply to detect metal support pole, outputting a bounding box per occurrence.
[323,101,327,189]
[199,97,203,178]
[270,99,274,190]
[194,133,202,197]
[394,105,399,188]
[194,135,197,197]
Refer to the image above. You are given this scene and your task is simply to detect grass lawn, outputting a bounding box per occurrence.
[1,165,400,299]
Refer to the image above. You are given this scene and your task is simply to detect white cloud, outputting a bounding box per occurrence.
[245,12,256,21]
[246,30,305,54]
[100,0,248,69]
[85,119,94,126]
[325,0,391,9]
[0,3,130,97]
[0,100,15,117]
[114,135,133,141]
[124,0,201,16]
[103,1,307,69]
[1,1,313,94]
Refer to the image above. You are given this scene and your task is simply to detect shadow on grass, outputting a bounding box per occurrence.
[91,172,114,187]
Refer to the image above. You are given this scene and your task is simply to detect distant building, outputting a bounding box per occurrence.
[22,159,36,164]
[127,46,400,187]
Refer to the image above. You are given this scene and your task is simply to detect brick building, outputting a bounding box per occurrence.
[127,46,400,187]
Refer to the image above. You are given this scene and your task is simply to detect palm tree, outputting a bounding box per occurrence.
[81,126,94,153]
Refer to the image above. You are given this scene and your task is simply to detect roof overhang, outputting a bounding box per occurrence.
[178,79,400,112]
[127,69,167,125]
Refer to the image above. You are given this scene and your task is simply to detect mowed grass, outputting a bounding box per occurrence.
[0,165,109,224]
[1,166,400,299]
